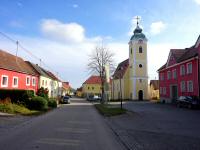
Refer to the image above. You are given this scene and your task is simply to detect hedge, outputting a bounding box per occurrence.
[27,96,48,110]
[0,89,34,104]
[48,98,57,108]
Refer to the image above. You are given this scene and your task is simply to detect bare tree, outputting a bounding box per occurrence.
[87,45,115,102]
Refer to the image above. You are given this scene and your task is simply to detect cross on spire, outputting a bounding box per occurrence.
[135,16,140,26]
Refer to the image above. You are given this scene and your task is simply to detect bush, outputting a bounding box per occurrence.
[48,98,57,108]
[36,87,49,100]
[0,90,34,104]
[27,96,48,110]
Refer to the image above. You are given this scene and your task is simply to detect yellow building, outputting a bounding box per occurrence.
[112,19,148,100]
[149,80,159,100]
[76,87,83,97]
[82,76,102,98]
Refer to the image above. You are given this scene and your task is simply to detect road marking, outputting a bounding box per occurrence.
[36,138,80,146]
[56,127,91,133]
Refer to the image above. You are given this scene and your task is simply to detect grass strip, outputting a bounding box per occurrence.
[95,104,126,116]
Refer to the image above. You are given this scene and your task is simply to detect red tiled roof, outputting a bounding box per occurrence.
[150,80,159,90]
[83,75,102,84]
[0,49,38,75]
[158,35,200,72]
[62,82,70,89]
[112,59,129,79]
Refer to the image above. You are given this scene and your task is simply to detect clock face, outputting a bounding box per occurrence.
[138,39,143,44]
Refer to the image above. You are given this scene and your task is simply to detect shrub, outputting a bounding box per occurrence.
[48,98,57,108]
[36,87,49,100]
[0,90,34,104]
[27,96,48,110]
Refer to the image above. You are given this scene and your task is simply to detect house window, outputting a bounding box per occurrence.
[88,87,90,90]
[92,87,94,90]
[139,46,142,53]
[12,77,18,87]
[160,73,164,80]
[163,87,166,95]
[45,80,47,86]
[160,87,162,94]
[42,80,44,86]
[180,65,185,76]
[167,71,171,80]
[26,76,30,86]
[187,81,193,92]
[139,64,143,68]
[32,77,36,86]
[1,75,8,87]
[187,63,192,74]
[172,69,177,79]
[180,81,185,92]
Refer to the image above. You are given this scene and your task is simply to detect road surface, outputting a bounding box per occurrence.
[0,98,125,150]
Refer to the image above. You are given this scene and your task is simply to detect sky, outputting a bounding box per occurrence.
[0,0,200,88]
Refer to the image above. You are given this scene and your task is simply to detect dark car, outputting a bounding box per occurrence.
[87,95,100,101]
[62,96,70,104]
[176,96,200,109]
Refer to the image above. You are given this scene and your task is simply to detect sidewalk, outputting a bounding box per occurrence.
[0,112,15,117]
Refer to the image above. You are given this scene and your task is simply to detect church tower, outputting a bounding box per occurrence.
[129,17,148,100]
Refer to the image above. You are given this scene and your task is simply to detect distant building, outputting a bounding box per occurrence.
[26,61,53,97]
[76,87,83,97]
[158,35,200,103]
[82,75,102,98]
[62,82,71,96]
[0,50,39,93]
[149,80,159,100]
[112,19,148,100]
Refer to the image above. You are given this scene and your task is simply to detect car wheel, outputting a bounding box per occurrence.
[177,103,181,108]
[188,104,192,109]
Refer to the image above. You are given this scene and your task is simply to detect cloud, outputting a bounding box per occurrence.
[40,19,85,43]
[72,4,79,8]
[150,21,166,35]
[194,0,200,5]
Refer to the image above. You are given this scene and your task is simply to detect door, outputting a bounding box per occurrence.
[138,90,143,100]
[171,85,178,102]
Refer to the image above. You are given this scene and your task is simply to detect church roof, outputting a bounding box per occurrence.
[112,59,129,79]
[130,23,147,41]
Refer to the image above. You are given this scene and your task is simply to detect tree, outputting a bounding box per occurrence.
[87,45,115,103]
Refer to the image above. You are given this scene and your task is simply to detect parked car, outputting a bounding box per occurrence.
[62,96,70,104]
[87,95,100,101]
[176,96,200,109]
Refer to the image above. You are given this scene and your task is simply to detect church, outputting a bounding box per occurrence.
[111,19,148,100]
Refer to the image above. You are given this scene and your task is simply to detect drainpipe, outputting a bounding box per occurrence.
[198,57,200,98]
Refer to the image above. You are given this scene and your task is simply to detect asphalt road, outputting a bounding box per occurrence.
[0,98,125,150]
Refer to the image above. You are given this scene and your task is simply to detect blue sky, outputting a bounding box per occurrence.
[0,0,200,88]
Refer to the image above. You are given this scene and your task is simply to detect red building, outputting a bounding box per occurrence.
[158,36,200,103]
[0,50,39,93]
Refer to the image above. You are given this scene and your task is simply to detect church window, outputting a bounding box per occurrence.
[139,64,142,68]
[139,46,142,53]
[130,48,132,54]
[139,79,142,83]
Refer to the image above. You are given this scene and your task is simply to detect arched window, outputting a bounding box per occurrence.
[139,64,143,68]
[139,46,142,53]
[130,48,132,54]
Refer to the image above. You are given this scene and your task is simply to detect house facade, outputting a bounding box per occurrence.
[112,20,148,100]
[158,36,200,103]
[26,61,53,97]
[149,80,159,100]
[62,82,71,96]
[82,76,102,98]
[0,50,39,93]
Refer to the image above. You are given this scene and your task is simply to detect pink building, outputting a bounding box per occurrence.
[158,36,200,103]
[0,50,39,93]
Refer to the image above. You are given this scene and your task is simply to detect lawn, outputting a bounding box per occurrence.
[0,103,41,116]
[95,104,126,116]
